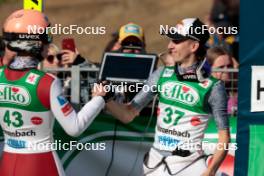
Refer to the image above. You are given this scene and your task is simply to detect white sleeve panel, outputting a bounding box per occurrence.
[50,78,105,137]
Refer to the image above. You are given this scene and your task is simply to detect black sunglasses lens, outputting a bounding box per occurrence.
[172,40,183,44]
[47,55,54,62]
[57,54,63,61]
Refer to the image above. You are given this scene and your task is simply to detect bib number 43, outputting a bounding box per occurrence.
[3,110,23,127]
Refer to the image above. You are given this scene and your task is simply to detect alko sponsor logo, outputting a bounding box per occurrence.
[0,84,31,105]
[161,81,199,105]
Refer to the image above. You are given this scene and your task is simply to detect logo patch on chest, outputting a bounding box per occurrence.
[26,73,40,85]
[160,81,199,105]
[0,84,31,105]
[162,68,174,77]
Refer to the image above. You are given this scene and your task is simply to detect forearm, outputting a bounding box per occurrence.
[206,82,230,175]
[75,96,105,134]
[51,79,105,137]
[207,145,228,173]
[206,130,230,174]
[106,101,139,123]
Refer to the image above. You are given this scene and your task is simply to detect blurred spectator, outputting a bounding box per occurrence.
[41,43,88,98]
[207,46,238,115]
[207,0,239,61]
[104,23,146,54]
[41,43,87,72]
[207,47,233,81]
[41,44,71,96]
[118,22,146,53]
[41,43,61,74]
[210,0,239,28]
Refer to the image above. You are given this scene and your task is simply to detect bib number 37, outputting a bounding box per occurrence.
[163,107,184,126]
[3,110,24,128]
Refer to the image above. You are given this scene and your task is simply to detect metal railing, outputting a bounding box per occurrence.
[44,66,99,105]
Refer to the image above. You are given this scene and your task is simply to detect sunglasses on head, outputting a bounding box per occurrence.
[47,53,63,63]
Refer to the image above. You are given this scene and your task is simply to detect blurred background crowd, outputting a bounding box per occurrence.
[0,0,239,115]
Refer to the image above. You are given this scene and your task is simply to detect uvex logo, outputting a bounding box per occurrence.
[18,34,40,40]
[0,84,31,105]
[161,81,199,105]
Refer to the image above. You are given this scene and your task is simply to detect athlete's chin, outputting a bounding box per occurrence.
[172,56,183,63]
[168,54,177,61]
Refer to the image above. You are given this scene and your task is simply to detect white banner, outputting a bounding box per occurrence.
[251,66,264,112]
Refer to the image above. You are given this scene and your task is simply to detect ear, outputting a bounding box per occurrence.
[190,41,200,53]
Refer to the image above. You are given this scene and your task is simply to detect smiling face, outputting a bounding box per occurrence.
[167,39,199,67]
[211,54,233,81]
